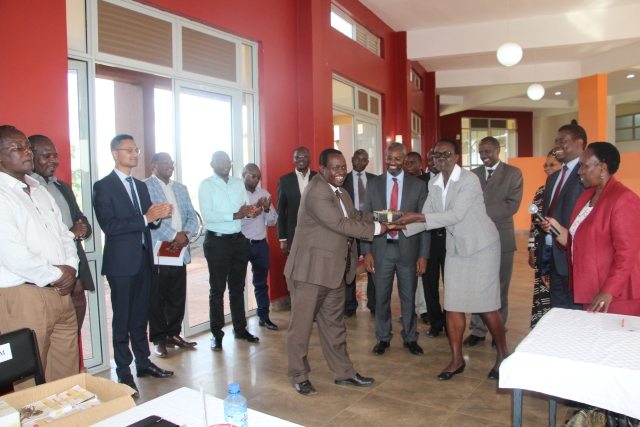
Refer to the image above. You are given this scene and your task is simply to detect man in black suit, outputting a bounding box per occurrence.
[342,149,376,317]
[277,147,317,256]
[537,124,586,310]
[362,143,429,356]
[93,134,174,395]
[30,135,95,333]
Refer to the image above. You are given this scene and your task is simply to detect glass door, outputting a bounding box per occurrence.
[173,80,250,337]
[68,59,106,370]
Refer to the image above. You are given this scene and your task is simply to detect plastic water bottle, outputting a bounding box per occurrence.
[223,382,248,427]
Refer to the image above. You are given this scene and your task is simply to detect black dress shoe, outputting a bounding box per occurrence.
[292,380,317,395]
[403,341,424,355]
[425,327,442,338]
[154,343,168,357]
[372,340,390,356]
[136,363,174,378]
[436,362,466,381]
[345,309,356,318]
[369,309,375,315]
[234,330,260,343]
[420,313,430,325]
[487,368,499,380]
[259,319,278,330]
[210,336,223,351]
[335,373,374,387]
[118,374,139,396]
[463,334,485,347]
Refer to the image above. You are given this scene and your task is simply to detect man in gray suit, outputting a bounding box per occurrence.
[362,142,428,356]
[285,148,387,395]
[465,136,523,347]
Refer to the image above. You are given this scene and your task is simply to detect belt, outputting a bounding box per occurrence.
[433,228,446,237]
[386,239,399,244]
[207,231,243,239]
[25,282,53,288]
[248,238,266,244]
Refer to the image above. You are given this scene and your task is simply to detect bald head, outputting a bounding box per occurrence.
[243,163,262,191]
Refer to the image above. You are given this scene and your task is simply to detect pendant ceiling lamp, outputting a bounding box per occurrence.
[496,1,522,67]
[527,50,545,100]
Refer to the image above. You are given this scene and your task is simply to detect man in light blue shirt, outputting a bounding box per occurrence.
[198,151,261,351]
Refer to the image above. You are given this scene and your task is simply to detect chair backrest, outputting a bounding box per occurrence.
[0,328,45,388]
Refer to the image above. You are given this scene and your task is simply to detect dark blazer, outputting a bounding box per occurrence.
[54,179,95,291]
[566,177,640,314]
[537,164,585,276]
[343,170,376,209]
[276,170,317,244]
[93,170,158,276]
[284,173,375,288]
[361,173,429,265]
[472,162,524,253]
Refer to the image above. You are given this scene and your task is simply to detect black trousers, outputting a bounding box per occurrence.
[107,247,152,378]
[149,265,187,345]
[424,230,446,330]
[549,257,582,310]
[204,233,248,338]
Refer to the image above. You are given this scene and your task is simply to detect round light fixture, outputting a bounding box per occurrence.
[496,42,523,67]
[555,92,561,95]
[627,74,636,79]
[527,83,545,100]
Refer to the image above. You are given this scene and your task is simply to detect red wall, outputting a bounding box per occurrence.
[0,0,71,182]
[0,0,438,302]
[439,110,533,157]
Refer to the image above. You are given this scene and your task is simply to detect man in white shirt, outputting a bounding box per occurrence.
[0,125,79,389]
[241,163,279,329]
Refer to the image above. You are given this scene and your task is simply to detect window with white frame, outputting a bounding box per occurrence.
[411,112,422,154]
[332,76,382,174]
[330,6,380,56]
[460,118,517,170]
[410,69,421,90]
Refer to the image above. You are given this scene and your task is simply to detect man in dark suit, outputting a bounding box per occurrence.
[362,143,429,357]
[537,124,586,309]
[285,148,387,395]
[342,149,376,317]
[465,136,523,347]
[277,147,317,256]
[93,134,174,395]
[30,135,95,333]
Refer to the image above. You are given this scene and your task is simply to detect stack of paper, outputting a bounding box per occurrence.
[21,386,102,426]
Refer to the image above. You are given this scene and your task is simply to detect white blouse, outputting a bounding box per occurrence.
[569,201,593,260]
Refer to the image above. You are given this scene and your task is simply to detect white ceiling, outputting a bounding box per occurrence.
[358,0,640,117]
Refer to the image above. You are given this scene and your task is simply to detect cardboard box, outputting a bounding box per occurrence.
[0,400,20,427]
[2,374,136,427]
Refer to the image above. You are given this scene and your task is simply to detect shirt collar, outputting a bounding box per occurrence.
[564,157,579,172]
[328,183,341,193]
[212,172,236,184]
[30,173,57,186]
[152,174,173,186]
[433,164,462,188]
[352,170,365,177]
[487,160,501,171]
[386,171,404,182]
[0,171,33,189]
[295,169,310,178]
[113,168,131,181]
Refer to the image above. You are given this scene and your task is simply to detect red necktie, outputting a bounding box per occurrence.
[388,177,398,238]
[547,165,568,216]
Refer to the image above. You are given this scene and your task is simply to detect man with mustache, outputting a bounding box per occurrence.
[30,135,95,334]
[464,136,523,348]
[0,125,79,389]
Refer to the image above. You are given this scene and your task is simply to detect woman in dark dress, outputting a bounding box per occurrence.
[529,149,561,328]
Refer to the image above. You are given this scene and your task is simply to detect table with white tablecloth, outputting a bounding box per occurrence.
[91,387,303,426]
[499,308,640,426]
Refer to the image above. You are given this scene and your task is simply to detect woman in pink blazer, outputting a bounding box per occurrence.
[542,142,640,315]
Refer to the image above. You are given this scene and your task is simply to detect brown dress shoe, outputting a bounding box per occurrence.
[154,343,168,357]
[167,335,197,348]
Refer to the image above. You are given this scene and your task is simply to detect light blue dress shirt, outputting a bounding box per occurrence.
[198,173,250,234]
[385,171,404,240]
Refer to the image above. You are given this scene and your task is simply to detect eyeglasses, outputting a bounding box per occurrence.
[246,173,261,180]
[155,161,175,166]
[213,159,232,164]
[432,151,454,159]
[294,155,310,160]
[0,143,32,152]
[114,148,141,154]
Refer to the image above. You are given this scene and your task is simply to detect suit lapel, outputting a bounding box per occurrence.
[477,166,487,190]
[400,176,412,211]
[485,163,503,191]
[559,167,580,201]
[109,171,137,215]
[444,178,461,210]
